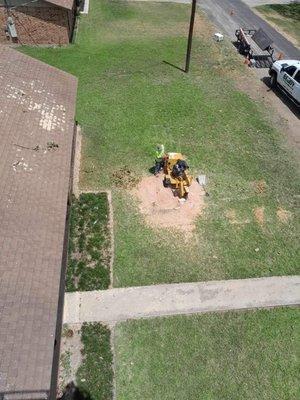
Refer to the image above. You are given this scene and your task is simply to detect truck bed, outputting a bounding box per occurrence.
[246,34,273,67]
[235,28,275,68]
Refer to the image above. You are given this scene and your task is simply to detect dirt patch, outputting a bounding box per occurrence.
[112,166,139,189]
[233,59,300,152]
[57,324,83,397]
[133,175,205,233]
[277,207,292,223]
[254,206,265,226]
[225,209,238,224]
[252,179,267,194]
[225,209,250,226]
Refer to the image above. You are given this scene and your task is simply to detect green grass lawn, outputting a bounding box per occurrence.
[22,0,300,287]
[76,323,113,399]
[115,307,299,400]
[67,193,111,291]
[256,3,300,45]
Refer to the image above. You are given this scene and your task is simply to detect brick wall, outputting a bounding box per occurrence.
[0,6,75,45]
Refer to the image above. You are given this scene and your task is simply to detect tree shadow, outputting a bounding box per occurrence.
[59,382,91,400]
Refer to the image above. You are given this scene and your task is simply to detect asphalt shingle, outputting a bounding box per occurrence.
[46,0,74,10]
[0,45,77,399]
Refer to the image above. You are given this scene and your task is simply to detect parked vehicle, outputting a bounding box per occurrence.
[269,60,300,106]
[235,28,275,67]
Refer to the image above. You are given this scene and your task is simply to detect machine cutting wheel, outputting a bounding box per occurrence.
[163,152,192,199]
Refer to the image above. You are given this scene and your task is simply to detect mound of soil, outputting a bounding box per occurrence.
[133,175,205,233]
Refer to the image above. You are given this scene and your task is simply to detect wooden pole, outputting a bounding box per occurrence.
[185,0,197,73]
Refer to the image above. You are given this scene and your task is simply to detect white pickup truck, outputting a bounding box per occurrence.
[269,60,300,106]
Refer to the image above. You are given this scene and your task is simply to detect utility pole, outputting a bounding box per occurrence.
[4,0,10,13]
[185,0,197,73]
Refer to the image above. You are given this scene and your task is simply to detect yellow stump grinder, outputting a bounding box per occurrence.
[163,152,192,199]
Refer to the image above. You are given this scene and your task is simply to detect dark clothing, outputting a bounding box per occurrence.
[172,160,189,177]
[154,159,164,175]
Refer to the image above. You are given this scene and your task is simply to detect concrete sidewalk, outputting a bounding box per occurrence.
[64,276,300,324]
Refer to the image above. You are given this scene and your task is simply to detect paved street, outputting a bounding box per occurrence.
[200,0,299,59]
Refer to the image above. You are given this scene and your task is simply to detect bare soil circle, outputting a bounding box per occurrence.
[133,175,205,233]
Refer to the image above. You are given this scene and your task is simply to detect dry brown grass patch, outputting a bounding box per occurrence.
[254,206,265,226]
[276,207,292,223]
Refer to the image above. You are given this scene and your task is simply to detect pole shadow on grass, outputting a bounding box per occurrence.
[163,60,186,73]
[59,382,91,400]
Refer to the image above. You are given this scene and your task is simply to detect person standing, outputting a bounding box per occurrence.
[154,144,165,175]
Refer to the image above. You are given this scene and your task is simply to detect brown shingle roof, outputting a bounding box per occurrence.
[46,0,74,10]
[0,45,77,399]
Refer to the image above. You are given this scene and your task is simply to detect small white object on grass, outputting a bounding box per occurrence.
[214,33,224,42]
[197,175,207,186]
[197,174,209,196]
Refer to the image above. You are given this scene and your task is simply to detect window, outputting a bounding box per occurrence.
[284,65,296,77]
[294,70,300,84]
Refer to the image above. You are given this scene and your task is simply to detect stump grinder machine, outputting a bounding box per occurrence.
[163,152,192,199]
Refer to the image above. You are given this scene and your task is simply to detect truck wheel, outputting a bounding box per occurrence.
[270,72,277,88]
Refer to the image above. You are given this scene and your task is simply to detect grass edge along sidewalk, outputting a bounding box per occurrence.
[114,306,299,400]
[59,307,298,400]
[59,322,114,399]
